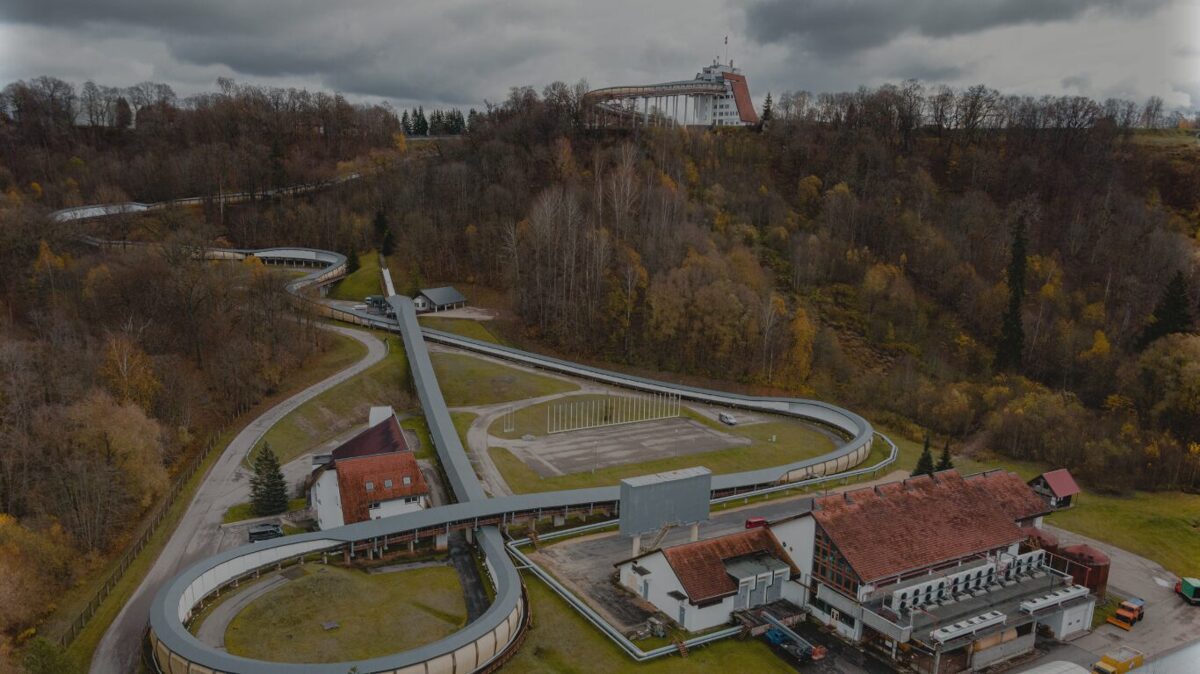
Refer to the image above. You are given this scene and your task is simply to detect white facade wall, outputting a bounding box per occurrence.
[617,552,733,631]
[312,469,344,530]
[1041,599,1095,639]
[369,405,395,427]
[371,496,426,519]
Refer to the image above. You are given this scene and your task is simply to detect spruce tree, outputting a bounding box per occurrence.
[936,439,954,472]
[761,92,774,123]
[996,215,1028,370]
[381,227,395,258]
[251,443,289,516]
[1138,271,1193,348]
[400,110,411,135]
[912,433,936,477]
[344,246,359,274]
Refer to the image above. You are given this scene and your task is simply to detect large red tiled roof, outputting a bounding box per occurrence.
[813,470,1031,582]
[970,469,1053,521]
[335,452,428,524]
[331,416,409,461]
[1036,469,1081,498]
[660,528,796,604]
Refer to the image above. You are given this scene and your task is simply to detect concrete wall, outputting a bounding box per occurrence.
[373,496,425,519]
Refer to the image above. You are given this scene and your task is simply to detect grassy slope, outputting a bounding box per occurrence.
[253,334,412,466]
[507,573,791,674]
[222,498,308,524]
[327,251,382,301]
[58,330,367,670]
[224,565,465,663]
[431,352,577,407]
[418,316,507,345]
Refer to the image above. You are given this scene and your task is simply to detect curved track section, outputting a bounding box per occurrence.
[61,208,881,674]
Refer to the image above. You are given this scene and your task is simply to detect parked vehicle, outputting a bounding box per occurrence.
[745,516,767,529]
[1105,598,1145,630]
[1091,647,1144,674]
[718,412,738,426]
[1176,577,1200,605]
[248,523,284,542]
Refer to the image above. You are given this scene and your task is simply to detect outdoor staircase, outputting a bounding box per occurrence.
[648,524,672,551]
[675,639,689,657]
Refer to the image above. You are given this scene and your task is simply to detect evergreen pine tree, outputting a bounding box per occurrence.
[912,433,936,477]
[1138,270,1193,348]
[344,246,360,274]
[936,439,954,472]
[400,110,411,135]
[996,215,1028,370]
[381,228,395,257]
[373,209,388,245]
[761,92,774,123]
[251,443,288,516]
[415,107,428,136]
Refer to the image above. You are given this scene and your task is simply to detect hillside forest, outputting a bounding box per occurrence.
[1,76,1199,668]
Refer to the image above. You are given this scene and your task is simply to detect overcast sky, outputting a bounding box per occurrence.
[1,0,1197,111]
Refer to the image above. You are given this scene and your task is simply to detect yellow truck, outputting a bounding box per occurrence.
[1091,647,1145,674]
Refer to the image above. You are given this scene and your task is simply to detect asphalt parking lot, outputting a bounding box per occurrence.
[504,416,749,477]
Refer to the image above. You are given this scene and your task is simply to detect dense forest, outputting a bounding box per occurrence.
[1,75,1198,669]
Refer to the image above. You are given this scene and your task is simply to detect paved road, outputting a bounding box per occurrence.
[89,325,387,674]
[1021,525,1200,671]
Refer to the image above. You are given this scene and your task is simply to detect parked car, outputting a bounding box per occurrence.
[745,516,767,529]
[248,523,284,542]
[718,412,738,426]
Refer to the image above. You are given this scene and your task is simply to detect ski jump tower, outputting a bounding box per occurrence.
[584,60,759,129]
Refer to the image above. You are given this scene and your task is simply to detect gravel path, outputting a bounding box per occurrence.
[89,325,387,674]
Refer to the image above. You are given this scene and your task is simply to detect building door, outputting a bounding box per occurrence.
[678,604,686,626]
[642,579,650,599]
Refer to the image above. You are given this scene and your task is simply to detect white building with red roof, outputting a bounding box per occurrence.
[615,469,1091,673]
[310,407,429,530]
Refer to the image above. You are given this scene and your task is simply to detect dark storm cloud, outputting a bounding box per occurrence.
[744,0,1171,58]
[886,62,970,83]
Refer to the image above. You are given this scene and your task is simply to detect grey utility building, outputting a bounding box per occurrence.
[413,286,467,312]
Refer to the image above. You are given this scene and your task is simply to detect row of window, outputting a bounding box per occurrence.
[367,495,421,510]
[365,476,413,492]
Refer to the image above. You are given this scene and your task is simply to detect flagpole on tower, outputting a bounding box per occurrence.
[724,35,729,66]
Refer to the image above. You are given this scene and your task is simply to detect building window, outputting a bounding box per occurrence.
[384,479,393,488]
[365,481,375,492]
[403,476,412,486]
[368,501,380,510]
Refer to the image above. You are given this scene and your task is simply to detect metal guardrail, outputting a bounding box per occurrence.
[503,432,897,662]
[62,201,893,673]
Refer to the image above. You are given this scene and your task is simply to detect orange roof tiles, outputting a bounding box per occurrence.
[335,452,428,524]
[812,470,1036,582]
[660,528,796,604]
[970,469,1053,521]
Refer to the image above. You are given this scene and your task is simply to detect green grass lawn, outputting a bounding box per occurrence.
[1049,491,1200,577]
[419,316,506,344]
[224,564,465,663]
[507,573,792,673]
[253,334,412,467]
[222,498,308,524]
[430,352,577,407]
[328,251,382,301]
[451,411,477,448]
[56,330,367,671]
[400,415,434,460]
